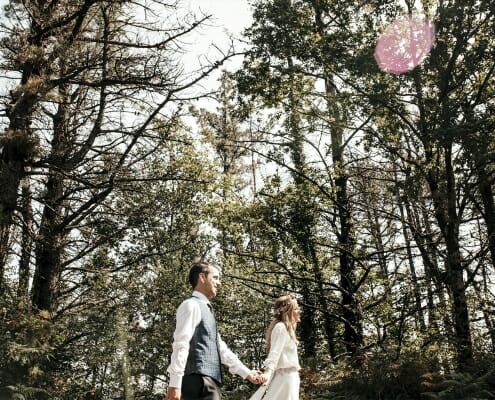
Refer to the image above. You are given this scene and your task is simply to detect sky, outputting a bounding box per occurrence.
[190,0,253,34]
[0,0,254,108]
[184,0,254,73]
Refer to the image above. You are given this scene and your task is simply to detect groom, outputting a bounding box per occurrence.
[165,260,263,400]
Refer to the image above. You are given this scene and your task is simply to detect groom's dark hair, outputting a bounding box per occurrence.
[188,260,221,288]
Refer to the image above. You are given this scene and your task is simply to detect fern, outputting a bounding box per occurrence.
[420,370,495,400]
[6,384,50,400]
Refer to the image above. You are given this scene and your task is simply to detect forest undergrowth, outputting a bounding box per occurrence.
[299,357,495,400]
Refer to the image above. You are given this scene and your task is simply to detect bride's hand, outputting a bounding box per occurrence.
[260,370,271,385]
[247,370,264,385]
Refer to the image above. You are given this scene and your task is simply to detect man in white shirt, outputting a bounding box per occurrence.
[165,260,264,400]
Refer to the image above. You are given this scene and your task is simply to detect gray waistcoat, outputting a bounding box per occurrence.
[184,296,222,384]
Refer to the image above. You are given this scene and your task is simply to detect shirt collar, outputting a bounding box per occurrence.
[192,290,210,305]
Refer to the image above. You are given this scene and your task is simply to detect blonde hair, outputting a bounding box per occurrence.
[265,294,299,351]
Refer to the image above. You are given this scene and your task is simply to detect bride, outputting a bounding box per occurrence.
[250,294,301,400]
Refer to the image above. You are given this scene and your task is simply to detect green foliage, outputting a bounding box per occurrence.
[421,370,495,400]
[0,300,67,399]
[305,361,495,400]
[5,385,49,400]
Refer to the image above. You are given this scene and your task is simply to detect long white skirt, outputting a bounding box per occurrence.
[248,368,300,400]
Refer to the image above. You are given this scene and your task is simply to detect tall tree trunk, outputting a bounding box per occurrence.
[0,8,46,274]
[312,255,337,361]
[427,144,473,371]
[420,205,455,346]
[117,311,135,400]
[31,171,64,313]
[310,0,363,364]
[297,223,337,361]
[0,104,36,275]
[398,197,426,330]
[483,310,495,353]
[481,259,495,352]
[327,78,363,366]
[476,281,495,353]
[18,184,33,298]
[31,82,70,314]
[471,153,495,352]
[298,280,317,359]
[282,56,322,360]
[476,163,495,270]
[404,175,454,367]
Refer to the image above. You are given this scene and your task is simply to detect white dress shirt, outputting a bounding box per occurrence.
[263,322,300,380]
[167,291,251,388]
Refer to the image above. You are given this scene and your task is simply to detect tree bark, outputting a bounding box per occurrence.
[18,184,33,298]
[476,163,495,271]
[31,78,70,314]
[0,5,46,273]
[311,0,364,364]
[31,171,64,313]
[427,144,473,371]
[399,198,426,331]
[327,82,363,366]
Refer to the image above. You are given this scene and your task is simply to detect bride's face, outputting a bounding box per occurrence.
[291,301,301,323]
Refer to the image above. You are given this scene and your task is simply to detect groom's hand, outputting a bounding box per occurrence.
[165,387,181,400]
[246,370,264,384]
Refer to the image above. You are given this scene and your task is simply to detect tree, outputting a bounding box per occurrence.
[356,0,495,371]
[236,0,366,365]
[0,0,234,397]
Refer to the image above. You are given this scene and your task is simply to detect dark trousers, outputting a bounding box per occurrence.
[182,374,221,400]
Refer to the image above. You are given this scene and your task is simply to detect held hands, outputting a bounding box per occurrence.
[165,387,180,400]
[247,370,269,385]
[259,370,271,386]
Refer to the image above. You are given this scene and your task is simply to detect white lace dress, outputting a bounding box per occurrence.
[249,322,300,400]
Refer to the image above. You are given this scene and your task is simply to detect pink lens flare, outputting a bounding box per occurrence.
[374,15,436,75]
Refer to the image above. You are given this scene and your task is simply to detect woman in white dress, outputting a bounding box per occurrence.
[249,294,301,400]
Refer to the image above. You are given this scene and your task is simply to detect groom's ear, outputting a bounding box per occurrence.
[198,271,207,285]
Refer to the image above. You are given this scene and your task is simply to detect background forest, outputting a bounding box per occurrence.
[0,0,494,399]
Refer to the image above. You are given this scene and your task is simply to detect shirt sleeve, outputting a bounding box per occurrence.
[167,300,201,388]
[218,332,252,379]
[263,323,288,373]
